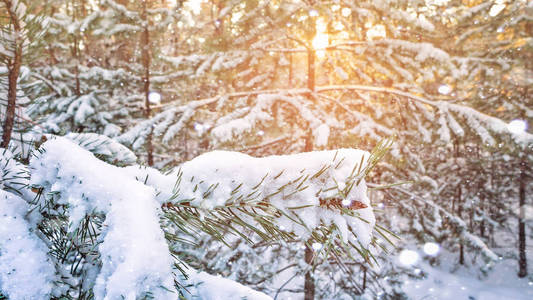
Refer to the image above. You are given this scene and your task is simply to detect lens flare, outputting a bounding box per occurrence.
[148,92,161,104]
[399,249,419,266]
[423,242,440,256]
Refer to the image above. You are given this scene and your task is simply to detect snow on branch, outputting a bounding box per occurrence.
[168,148,376,247]
[25,137,389,298]
[64,132,137,165]
[119,89,306,148]
[135,84,532,150]
[211,93,325,145]
[390,186,499,262]
[0,190,55,300]
[0,147,29,195]
[318,85,533,147]
[184,271,272,300]
[442,102,533,147]
[30,138,175,300]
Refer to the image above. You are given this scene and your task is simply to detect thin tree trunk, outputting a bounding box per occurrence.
[303,47,316,152]
[517,65,529,277]
[453,139,465,265]
[70,0,81,96]
[303,34,318,300]
[362,266,367,291]
[479,191,485,238]
[518,158,527,277]
[307,49,315,93]
[182,131,188,162]
[457,184,464,265]
[304,45,315,293]
[141,0,153,166]
[478,145,485,237]
[73,36,81,96]
[489,160,496,247]
[303,126,314,299]
[304,243,315,300]
[1,0,23,148]
[288,52,293,88]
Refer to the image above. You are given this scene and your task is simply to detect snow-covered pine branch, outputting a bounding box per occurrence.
[120,84,532,157]
[22,136,388,298]
[30,138,176,299]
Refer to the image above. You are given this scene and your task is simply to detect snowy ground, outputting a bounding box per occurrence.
[403,256,533,300]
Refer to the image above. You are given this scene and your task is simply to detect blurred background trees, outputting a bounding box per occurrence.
[1,0,532,298]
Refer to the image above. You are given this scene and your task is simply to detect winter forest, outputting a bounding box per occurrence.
[0,0,531,299]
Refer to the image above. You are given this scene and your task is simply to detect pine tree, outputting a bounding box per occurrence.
[0,0,44,148]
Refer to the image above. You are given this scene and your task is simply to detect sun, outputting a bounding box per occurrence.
[312,32,328,49]
[312,18,329,58]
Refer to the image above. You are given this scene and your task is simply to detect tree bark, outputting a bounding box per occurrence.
[288,52,293,88]
[457,184,464,265]
[73,23,81,96]
[362,265,367,291]
[1,0,23,148]
[304,243,315,300]
[303,121,314,299]
[141,0,153,166]
[518,158,527,277]
[303,47,316,152]
[307,49,315,93]
[303,62,314,298]
[518,65,529,277]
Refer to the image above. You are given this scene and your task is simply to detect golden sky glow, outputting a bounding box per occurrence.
[312,18,329,58]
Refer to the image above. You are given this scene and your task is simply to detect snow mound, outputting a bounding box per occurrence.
[186,271,272,300]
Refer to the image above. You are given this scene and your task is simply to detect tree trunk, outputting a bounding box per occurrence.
[303,47,316,152]
[141,1,154,166]
[307,49,315,93]
[518,158,527,277]
[303,118,314,298]
[457,183,464,265]
[1,0,23,148]
[73,35,81,97]
[517,64,529,277]
[362,266,367,291]
[288,52,293,88]
[489,160,496,247]
[304,243,315,300]
[303,47,315,295]
[479,191,485,238]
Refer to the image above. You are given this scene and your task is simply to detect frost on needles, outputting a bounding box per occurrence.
[13,137,379,299]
